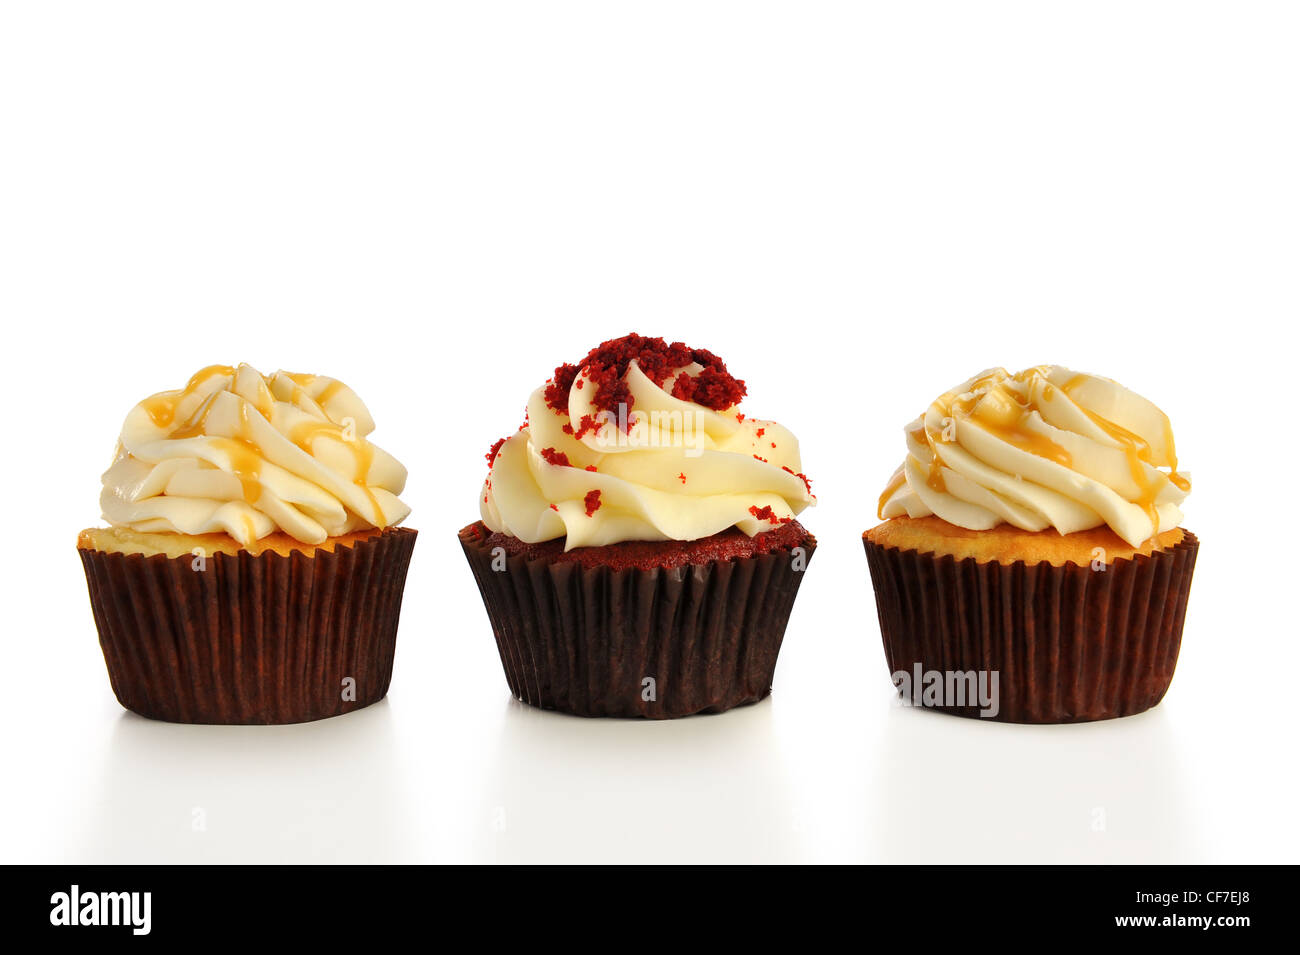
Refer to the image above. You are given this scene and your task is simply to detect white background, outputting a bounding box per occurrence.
[2,2,1296,863]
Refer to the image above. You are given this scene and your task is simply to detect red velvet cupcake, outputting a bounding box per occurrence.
[460,334,816,718]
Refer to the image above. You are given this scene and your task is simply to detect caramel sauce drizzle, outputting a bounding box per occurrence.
[140,364,235,428]
[288,408,381,518]
[288,418,342,451]
[968,413,1072,467]
[1062,372,1187,525]
[889,368,1187,542]
[204,401,265,503]
[252,378,275,421]
[1082,406,1161,523]
[285,372,346,410]
[354,437,380,516]
[137,366,384,523]
[316,379,345,405]
[945,379,1073,469]
[1164,417,1189,491]
[877,469,906,519]
[205,438,264,503]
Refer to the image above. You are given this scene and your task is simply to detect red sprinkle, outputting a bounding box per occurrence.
[486,437,507,468]
[584,489,602,516]
[755,427,765,437]
[549,504,559,511]
[540,447,571,467]
[677,472,687,484]
[748,504,792,525]
[584,465,598,472]
[781,466,814,496]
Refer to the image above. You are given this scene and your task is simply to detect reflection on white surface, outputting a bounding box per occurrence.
[58,686,1208,863]
[475,698,800,864]
[76,703,411,863]
[870,701,1202,863]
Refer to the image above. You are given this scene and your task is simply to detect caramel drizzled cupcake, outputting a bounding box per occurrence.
[460,334,817,718]
[864,366,1197,723]
[78,364,417,724]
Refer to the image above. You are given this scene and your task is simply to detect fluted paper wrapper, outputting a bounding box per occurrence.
[863,532,1198,723]
[460,528,816,718]
[79,527,417,724]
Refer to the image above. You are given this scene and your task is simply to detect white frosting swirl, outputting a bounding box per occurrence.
[101,364,410,546]
[878,366,1191,548]
[481,359,815,549]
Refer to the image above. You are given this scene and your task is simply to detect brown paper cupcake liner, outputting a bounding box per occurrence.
[79,527,417,724]
[459,527,816,718]
[863,531,1198,723]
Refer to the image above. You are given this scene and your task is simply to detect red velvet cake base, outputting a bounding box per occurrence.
[463,519,809,571]
[459,521,815,718]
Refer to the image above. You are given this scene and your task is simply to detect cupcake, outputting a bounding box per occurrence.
[460,333,817,718]
[78,363,417,724]
[864,366,1197,723]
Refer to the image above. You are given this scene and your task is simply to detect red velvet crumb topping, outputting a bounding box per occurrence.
[544,363,580,415]
[584,489,602,516]
[540,447,571,467]
[541,333,746,419]
[748,504,792,525]
[781,466,814,496]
